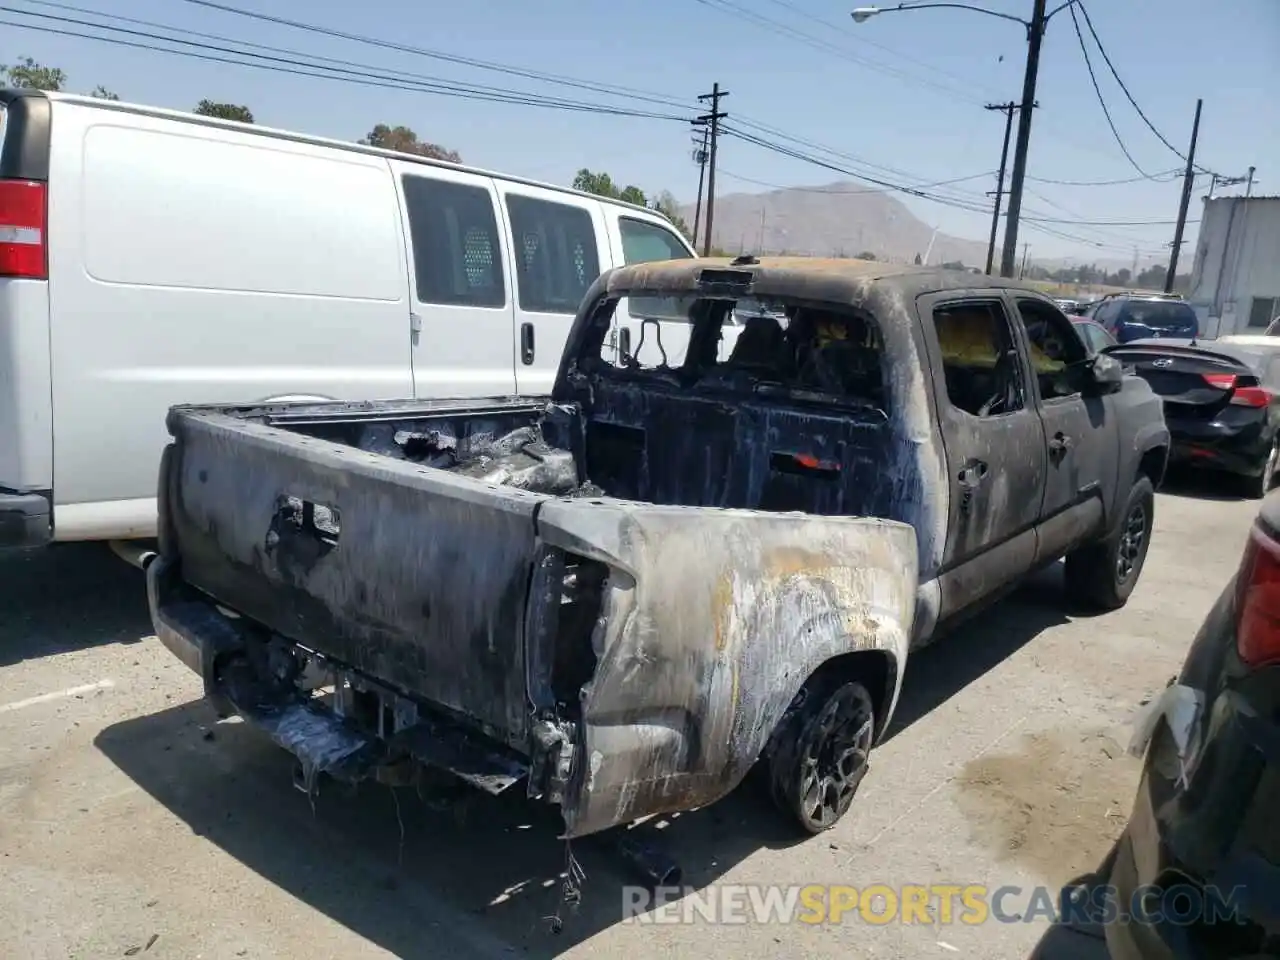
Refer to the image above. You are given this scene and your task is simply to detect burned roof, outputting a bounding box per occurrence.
[599,256,1038,306]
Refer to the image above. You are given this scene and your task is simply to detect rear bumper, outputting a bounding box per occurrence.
[0,488,51,549]
[1164,416,1268,476]
[1102,685,1280,958]
[146,556,532,792]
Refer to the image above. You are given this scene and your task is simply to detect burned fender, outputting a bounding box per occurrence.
[534,498,918,838]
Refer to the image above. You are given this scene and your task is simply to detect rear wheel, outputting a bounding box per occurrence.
[767,680,876,835]
[1064,476,1155,611]
[1244,436,1280,500]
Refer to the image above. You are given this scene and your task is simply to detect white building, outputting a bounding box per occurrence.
[1188,195,1280,337]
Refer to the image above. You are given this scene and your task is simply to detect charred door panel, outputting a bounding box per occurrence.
[917,292,1048,617]
[167,411,545,746]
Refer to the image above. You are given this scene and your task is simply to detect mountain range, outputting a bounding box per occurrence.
[677,181,1146,272]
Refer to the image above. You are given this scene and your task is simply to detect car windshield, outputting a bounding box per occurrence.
[1120,300,1197,330]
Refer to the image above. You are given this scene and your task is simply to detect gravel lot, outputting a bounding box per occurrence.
[0,475,1257,960]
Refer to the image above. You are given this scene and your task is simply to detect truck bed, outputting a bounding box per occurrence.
[150,393,918,837]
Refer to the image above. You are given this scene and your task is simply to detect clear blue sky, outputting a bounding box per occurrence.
[4,0,1277,264]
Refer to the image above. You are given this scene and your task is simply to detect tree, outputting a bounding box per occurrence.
[855,251,877,261]
[913,253,923,265]
[573,171,694,242]
[194,100,255,124]
[573,168,645,203]
[360,124,460,162]
[3,56,66,91]
[650,190,692,241]
[1135,264,1167,290]
[90,85,119,101]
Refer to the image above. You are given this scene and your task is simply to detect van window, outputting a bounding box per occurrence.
[506,195,599,314]
[619,217,691,264]
[402,175,504,308]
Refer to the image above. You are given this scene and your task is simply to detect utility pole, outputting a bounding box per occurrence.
[1019,242,1030,279]
[1165,98,1202,294]
[690,125,709,245]
[999,0,1046,278]
[984,101,1017,276]
[696,83,729,256]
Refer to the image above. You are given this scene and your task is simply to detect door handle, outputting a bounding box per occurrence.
[958,460,988,487]
[618,326,632,357]
[520,322,535,366]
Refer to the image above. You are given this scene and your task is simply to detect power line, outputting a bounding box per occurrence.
[1076,2,1212,175]
[723,126,1173,256]
[689,0,987,108]
[28,0,1185,212]
[1026,170,1180,186]
[727,116,997,204]
[0,7,692,120]
[12,0,690,116]
[8,0,1192,255]
[1019,214,1199,227]
[718,168,997,193]
[724,126,991,212]
[1067,3,1162,181]
[172,0,699,113]
[754,0,1002,101]
[1024,187,1172,250]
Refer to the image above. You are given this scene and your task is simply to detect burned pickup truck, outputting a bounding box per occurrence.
[147,257,1169,840]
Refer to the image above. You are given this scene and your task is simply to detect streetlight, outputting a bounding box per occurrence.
[851,1,1079,278]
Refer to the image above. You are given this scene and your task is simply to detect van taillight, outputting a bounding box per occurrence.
[0,179,47,279]
[1235,519,1280,668]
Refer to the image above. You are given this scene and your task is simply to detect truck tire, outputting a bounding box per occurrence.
[1063,476,1155,611]
[767,679,876,835]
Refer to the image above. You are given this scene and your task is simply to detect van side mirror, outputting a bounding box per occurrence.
[1087,352,1124,394]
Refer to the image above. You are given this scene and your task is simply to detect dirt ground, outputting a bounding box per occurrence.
[0,471,1257,959]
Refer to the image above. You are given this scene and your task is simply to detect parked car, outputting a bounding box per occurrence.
[0,88,695,552]
[146,258,1169,841]
[1092,293,1200,344]
[1073,317,1118,354]
[1107,337,1280,497]
[1098,488,1280,958]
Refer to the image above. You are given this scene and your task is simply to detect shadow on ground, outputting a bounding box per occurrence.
[93,565,1084,957]
[1157,465,1250,503]
[885,563,1076,739]
[96,701,804,958]
[0,543,151,668]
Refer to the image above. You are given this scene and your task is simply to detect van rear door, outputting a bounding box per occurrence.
[0,90,54,547]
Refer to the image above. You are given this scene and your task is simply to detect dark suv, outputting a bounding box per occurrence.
[1093,295,1200,344]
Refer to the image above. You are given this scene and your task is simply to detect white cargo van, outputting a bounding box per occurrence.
[0,89,696,550]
